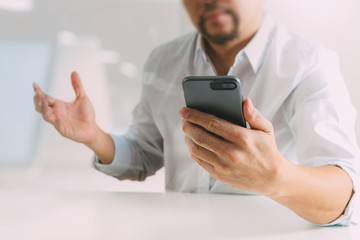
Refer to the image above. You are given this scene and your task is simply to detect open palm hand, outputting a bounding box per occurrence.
[33,72,96,144]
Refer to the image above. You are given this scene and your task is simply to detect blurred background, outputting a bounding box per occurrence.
[0,0,359,192]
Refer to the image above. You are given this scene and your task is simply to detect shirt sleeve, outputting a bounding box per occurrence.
[284,46,360,226]
[92,134,132,177]
[92,75,164,181]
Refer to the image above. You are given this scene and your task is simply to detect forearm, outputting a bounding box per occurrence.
[85,125,115,164]
[267,161,353,224]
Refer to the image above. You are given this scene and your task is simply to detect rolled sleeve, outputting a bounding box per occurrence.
[323,162,360,226]
[92,134,132,177]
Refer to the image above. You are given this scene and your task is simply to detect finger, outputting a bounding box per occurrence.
[33,84,57,122]
[33,86,56,110]
[33,88,45,113]
[34,84,45,98]
[191,154,215,174]
[180,107,244,143]
[182,119,234,157]
[33,82,40,92]
[45,94,56,106]
[243,98,273,135]
[33,97,42,113]
[71,71,86,98]
[184,136,221,168]
[37,87,56,106]
[41,99,56,124]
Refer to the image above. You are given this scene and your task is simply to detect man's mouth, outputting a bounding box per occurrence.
[205,10,227,22]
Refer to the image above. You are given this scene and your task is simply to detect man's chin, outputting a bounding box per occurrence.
[205,23,233,34]
[204,33,238,45]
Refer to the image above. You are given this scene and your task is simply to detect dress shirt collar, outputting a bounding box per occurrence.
[194,15,275,74]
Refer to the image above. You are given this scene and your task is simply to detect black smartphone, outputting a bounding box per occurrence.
[182,76,246,127]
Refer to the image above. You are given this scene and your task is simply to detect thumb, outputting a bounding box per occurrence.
[71,71,86,98]
[243,98,273,134]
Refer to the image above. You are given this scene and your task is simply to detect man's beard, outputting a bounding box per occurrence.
[198,7,239,45]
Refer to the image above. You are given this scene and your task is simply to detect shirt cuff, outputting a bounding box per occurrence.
[92,134,132,177]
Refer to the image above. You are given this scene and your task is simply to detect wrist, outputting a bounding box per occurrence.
[85,125,102,150]
[264,156,297,199]
[85,125,115,165]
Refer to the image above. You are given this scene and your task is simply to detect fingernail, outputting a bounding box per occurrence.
[180,108,190,118]
[248,99,254,112]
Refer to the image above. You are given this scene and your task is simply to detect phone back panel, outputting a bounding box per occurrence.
[182,76,246,127]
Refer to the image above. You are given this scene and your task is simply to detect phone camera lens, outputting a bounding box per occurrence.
[210,81,237,90]
[221,83,236,89]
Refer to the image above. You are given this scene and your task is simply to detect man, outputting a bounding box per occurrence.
[33,0,359,225]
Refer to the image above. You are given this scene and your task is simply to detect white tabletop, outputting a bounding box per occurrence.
[0,190,358,240]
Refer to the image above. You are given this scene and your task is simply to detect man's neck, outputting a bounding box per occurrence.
[204,16,263,76]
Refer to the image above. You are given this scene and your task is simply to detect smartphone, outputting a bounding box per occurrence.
[182,76,246,127]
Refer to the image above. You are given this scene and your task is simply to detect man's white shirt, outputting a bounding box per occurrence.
[93,16,360,226]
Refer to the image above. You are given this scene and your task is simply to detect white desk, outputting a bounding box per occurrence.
[0,190,358,240]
